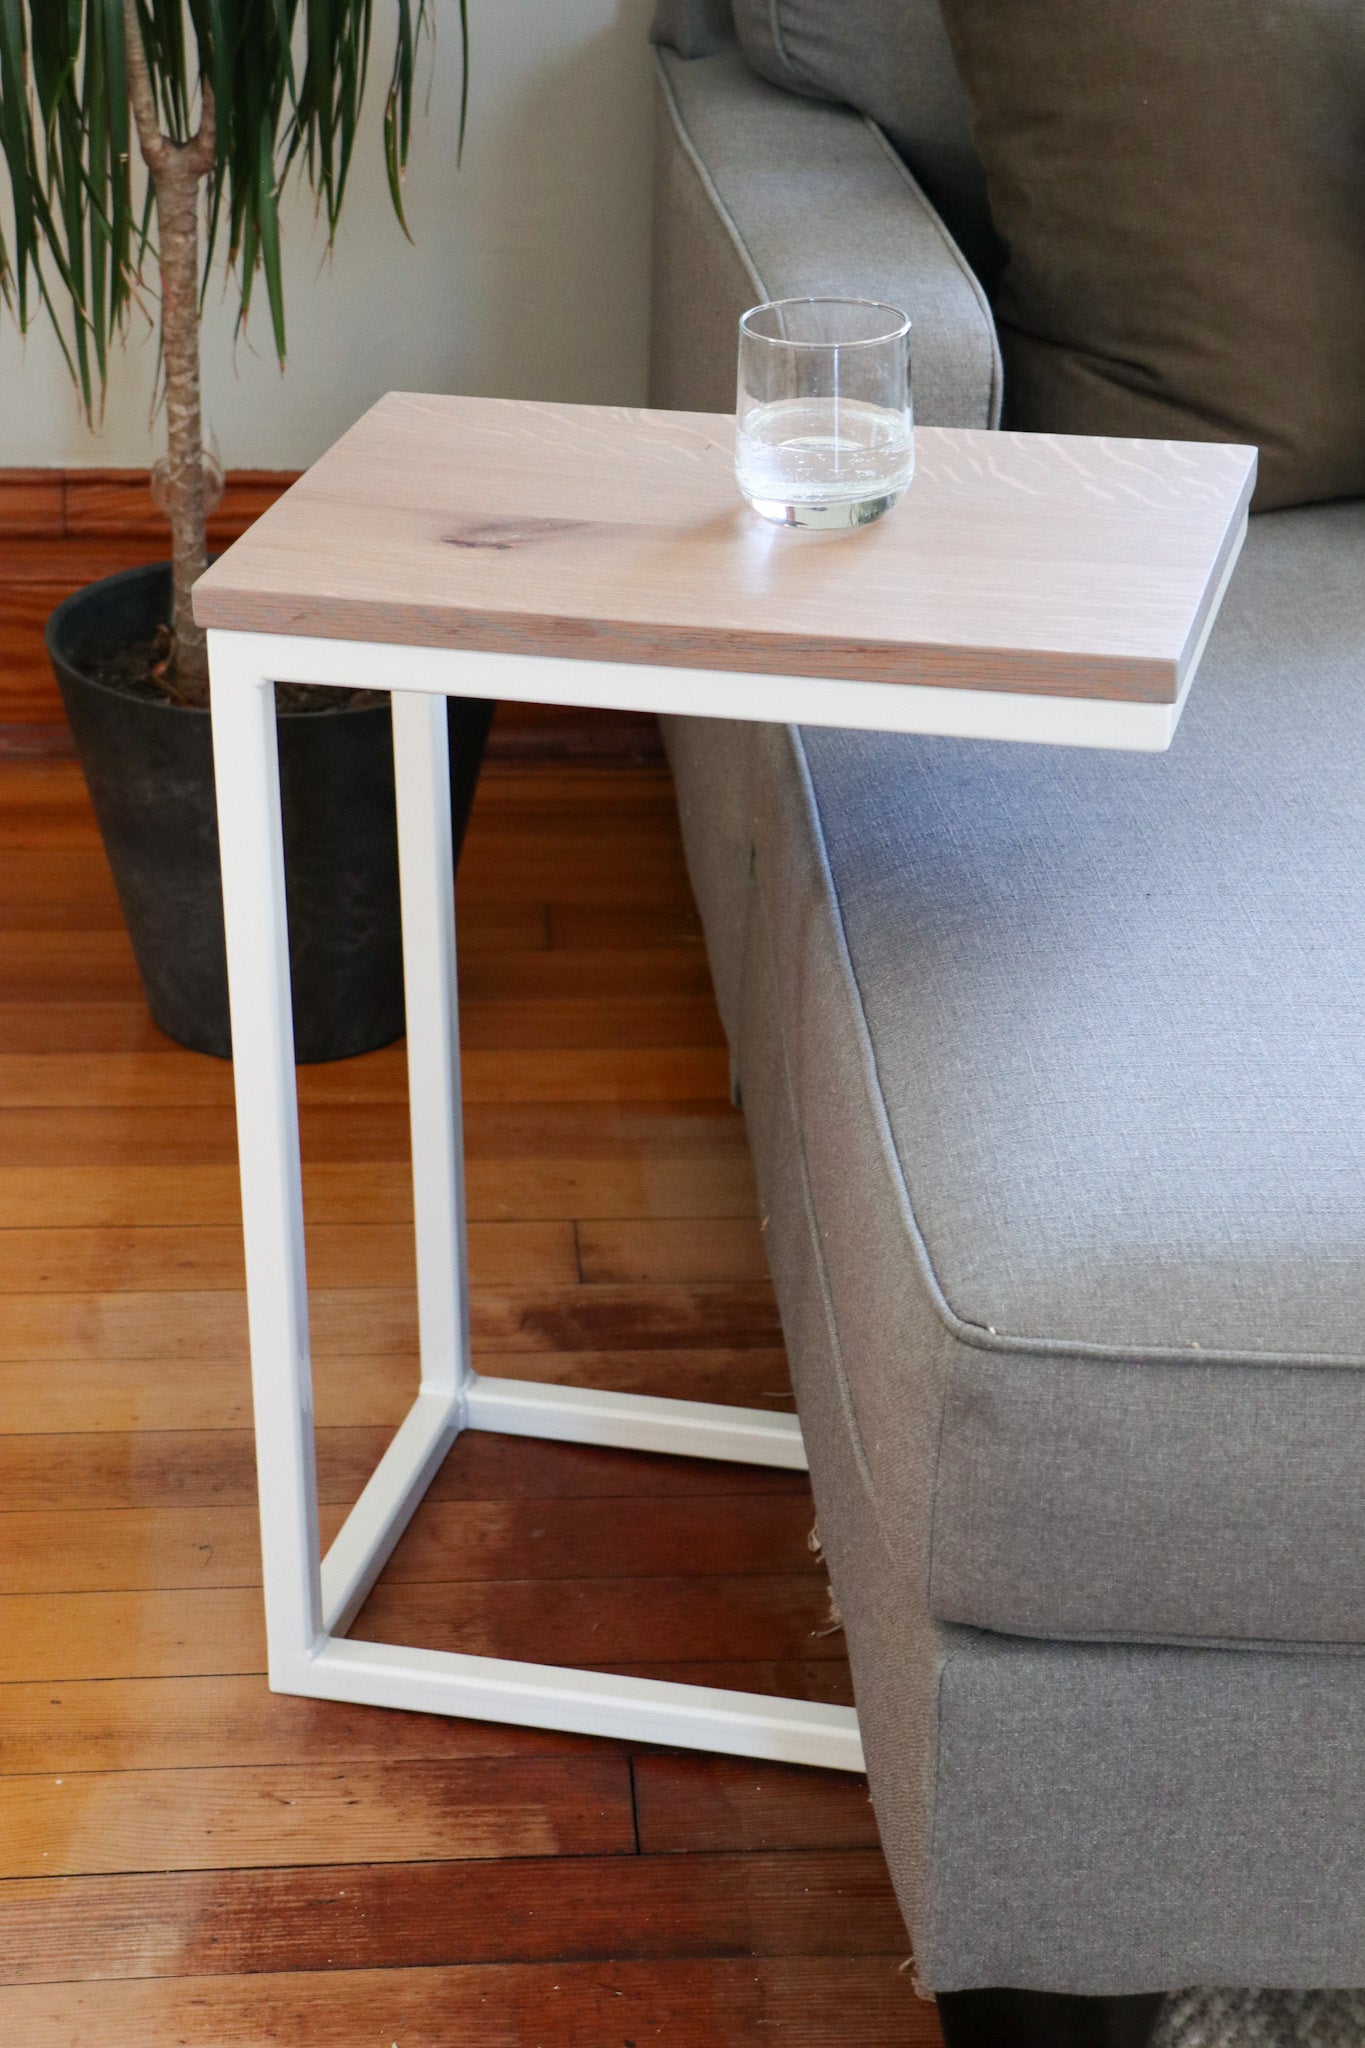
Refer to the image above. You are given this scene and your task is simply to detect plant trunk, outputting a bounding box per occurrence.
[151,153,210,704]
[122,0,215,706]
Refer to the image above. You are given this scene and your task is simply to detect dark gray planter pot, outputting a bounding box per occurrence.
[47,560,493,1062]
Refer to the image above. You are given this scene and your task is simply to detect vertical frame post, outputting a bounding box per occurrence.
[392,689,472,1406]
[208,630,323,1680]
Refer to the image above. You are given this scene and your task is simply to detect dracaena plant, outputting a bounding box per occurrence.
[0,0,463,704]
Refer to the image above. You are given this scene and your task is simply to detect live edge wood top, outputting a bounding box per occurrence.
[194,393,1257,705]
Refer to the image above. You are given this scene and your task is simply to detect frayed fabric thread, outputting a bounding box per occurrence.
[808,1524,844,1636]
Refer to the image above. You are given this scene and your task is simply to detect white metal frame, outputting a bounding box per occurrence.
[210,631,867,1771]
[207,577,1241,1775]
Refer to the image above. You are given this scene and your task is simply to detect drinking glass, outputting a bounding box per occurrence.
[735,298,913,528]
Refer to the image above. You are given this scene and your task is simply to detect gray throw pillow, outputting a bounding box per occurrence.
[938,0,1365,510]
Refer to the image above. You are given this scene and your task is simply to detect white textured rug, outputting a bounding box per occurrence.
[1156,1991,1365,2046]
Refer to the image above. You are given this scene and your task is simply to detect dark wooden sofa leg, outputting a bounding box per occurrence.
[936,1988,1166,2047]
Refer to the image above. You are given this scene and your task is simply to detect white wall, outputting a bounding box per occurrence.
[0,0,657,469]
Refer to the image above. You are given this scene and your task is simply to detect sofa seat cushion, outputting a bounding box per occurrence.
[753,502,1365,1645]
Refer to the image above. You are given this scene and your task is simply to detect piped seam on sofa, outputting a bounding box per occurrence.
[932,1614,1365,1656]
[654,50,770,306]
[748,864,898,1569]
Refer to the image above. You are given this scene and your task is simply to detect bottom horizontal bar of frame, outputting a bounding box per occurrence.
[463,1374,807,1469]
[286,1635,863,1772]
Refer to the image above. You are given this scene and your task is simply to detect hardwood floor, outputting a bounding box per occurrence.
[0,739,939,2044]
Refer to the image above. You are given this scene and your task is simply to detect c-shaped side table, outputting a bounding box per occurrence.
[198,394,1255,1774]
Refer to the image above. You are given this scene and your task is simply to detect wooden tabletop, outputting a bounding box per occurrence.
[194,394,1256,705]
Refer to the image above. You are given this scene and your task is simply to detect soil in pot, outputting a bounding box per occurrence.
[48,561,494,1062]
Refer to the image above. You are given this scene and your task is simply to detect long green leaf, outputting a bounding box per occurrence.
[0,0,452,413]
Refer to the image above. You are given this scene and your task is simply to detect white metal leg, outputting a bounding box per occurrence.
[320,1390,461,1634]
[210,643,323,1685]
[391,688,472,1406]
[210,628,865,1773]
[314,691,477,1634]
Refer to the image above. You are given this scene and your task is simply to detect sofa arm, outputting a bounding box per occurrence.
[651,46,1001,429]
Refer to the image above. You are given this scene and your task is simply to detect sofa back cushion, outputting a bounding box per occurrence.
[729,0,998,283]
[939,0,1365,511]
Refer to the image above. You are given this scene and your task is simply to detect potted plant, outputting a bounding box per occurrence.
[1,0,491,1060]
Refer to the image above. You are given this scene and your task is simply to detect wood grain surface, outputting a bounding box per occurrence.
[0,751,934,2044]
[195,392,1256,703]
[0,465,663,759]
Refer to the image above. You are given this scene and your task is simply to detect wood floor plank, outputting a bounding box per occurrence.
[634,1755,880,1854]
[381,1496,817,1592]
[0,1098,749,1167]
[0,931,140,1001]
[456,1044,731,1098]
[0,802,105,852]
[0,849,120,912]
[578,1216,771,1284]
[0,1427,807,1512]
[0,1346,791,1435]
[0,1220,571,1292]
[0,1956,936,2047]
[5,862,638,935]
[469,1151,759,1221]
[450,897,554,950]
[462,856,696,910]
[0,1503,265,1592]
[461,839,694,899]
[0,1754,633,1877]
[0,759,98,800]
[0,1280,781,1364]
[463,1281,781,1354]
[0,1585,266,1682]
[0,1848,905,1983]
[471,983,726,1046]
[0,1494,817,1595]
[0,1350,398,1433]
[0,1152,759,1225]
[456,946,713,1000]
[0,1043,729,1102]
[0,896,125,931]
[0,1673,612,1775]
[548,901,704,949]
[0,1004,162,1054]
[353,1573,841,1668]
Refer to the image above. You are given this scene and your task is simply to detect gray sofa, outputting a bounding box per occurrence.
[647,2,1365,2037]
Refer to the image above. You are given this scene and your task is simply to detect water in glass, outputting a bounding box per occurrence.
[735,298,913,528]
[735,395,913,525]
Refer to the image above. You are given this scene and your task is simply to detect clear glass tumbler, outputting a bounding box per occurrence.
[735,298,913,528]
